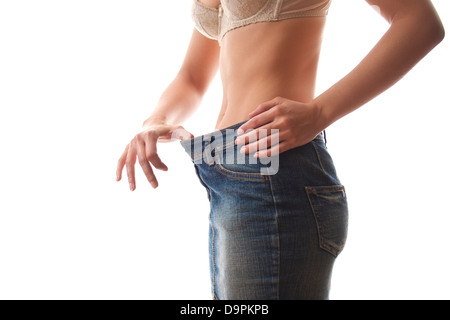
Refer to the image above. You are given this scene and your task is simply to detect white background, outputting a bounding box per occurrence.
[0,0,449,300]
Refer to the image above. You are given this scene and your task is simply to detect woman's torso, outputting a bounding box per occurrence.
[195,0,328,130]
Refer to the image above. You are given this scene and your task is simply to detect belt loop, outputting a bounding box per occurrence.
[323,130,327,145]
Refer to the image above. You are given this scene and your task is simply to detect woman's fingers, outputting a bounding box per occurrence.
[248,97,281,119]
[116,145,129,182]
[136,136,159,189]
[241,130,281,155]
[237,109,276,138]
[144,132,168,171]
[157,125,194,142]
[126,140,138,191]
[255,141,290,159]
[172,126,194,141]
[236,102,282,143]
[235,116,278,147]
[118,124,194,191]
[119,130,172,191]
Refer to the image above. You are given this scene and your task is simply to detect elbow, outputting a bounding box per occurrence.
[427,15,445,47]
[410,15,446,52]
[430,20,445,46]
[435,21,445,45]
[401,10,446,49]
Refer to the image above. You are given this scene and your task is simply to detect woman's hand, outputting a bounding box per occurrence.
[235,97,327,158]
[116,120,194,191]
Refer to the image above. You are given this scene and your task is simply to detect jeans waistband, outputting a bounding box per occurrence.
[180,120,325,164]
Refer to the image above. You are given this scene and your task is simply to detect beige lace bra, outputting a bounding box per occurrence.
[191,0,331,45]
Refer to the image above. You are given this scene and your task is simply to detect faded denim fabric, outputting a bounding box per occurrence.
[180,121,348,300]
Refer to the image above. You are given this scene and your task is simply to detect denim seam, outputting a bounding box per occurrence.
[267,175,281,300]
[209,216,217,299]
[305,188,331,255]
[307,186,346,194]
[215,163,269,181]
[311,141,328,176]
[305,187,343,257]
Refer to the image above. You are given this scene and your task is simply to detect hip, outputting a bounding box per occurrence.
[180,120,349,258]
[180,119,344,191]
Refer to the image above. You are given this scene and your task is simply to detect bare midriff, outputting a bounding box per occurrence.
[215,17,327,130]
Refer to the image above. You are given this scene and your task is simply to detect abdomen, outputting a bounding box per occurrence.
[216,17,326,130]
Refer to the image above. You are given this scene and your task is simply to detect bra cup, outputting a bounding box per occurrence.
[222,0,271,20]
[191,0,331,45]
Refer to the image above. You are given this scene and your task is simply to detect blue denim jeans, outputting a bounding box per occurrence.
[180,121,348,300]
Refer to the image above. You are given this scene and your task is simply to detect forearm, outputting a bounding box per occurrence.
[315,7,445,128]
[145,74,204,126]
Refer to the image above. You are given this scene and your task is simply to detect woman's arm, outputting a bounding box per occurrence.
[116,29,220,191]
[315,0,445,128]
[145,29,220,126]
[236,0,445,158]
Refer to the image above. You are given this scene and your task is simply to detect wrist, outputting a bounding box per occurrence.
[142,115,167,128]
[312,100,330,132]
[313,96,337,130]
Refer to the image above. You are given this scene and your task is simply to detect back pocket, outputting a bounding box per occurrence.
[306,185,349,257]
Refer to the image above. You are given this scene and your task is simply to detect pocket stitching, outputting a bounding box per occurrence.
[215,163,268,181]
[306,186,348,257]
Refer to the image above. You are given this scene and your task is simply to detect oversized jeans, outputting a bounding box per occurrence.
[180,121,348,300]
